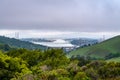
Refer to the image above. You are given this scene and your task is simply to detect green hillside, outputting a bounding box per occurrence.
[0,36,46,50]
[0,44,13,51]
[107,57,120,62]
[68,35,120,59]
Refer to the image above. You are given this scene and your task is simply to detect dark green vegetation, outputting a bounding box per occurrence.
[68,35,120,61]
[0,36,46,50]
[0,44,13,51]
[0,48,120,80]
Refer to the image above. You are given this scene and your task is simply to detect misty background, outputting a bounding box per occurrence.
[0,0,120,38]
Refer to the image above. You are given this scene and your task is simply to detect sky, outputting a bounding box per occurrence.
[0,0,120,38]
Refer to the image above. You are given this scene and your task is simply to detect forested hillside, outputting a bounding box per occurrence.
[0,36,46,50]
[0,44,12,51]
[0,48,120,80]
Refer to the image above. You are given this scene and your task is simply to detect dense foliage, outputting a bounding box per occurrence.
[0,44,12,51]
[0,49,120,80]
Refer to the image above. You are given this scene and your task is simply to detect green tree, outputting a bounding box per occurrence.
[74,72,90,80]
[0,51,31,80]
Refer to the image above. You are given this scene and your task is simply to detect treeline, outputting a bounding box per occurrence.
[0,49,120,80]
[105,53,120,60]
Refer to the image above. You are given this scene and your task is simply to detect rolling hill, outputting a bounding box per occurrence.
[107,57,120,62]
[68,35,120,59]
[0,36,46,50]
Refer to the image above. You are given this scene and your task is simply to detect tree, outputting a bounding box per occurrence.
[0,52,31,80]
[74,72,90,80]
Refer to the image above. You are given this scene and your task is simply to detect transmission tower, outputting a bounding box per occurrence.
[15,32,19,39]
[103,35,105,41]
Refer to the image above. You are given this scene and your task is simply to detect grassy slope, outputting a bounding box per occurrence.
[107,57,120,62]
[68,35,120,58]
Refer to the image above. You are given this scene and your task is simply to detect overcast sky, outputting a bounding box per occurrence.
[0,0,120,38]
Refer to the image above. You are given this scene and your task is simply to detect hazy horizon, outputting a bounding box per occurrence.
[0,30,120,39]
[1,0,120,38]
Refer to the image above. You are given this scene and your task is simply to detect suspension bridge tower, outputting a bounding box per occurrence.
[15,32,19,39]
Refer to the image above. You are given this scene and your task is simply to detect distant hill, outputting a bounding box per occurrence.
[70,38,98,46]
[0,36,46,50]
[68,35,120,59]
[0,44,12,51]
